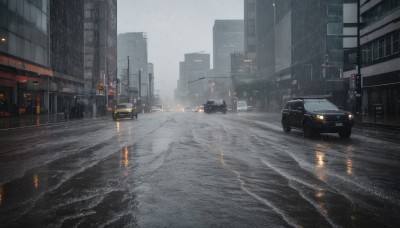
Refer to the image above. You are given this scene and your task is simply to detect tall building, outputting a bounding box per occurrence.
[178,52,210,105]
[255,0,274,80]
[50,0,84,114]
[0,0,52,116]
[355,0,399,123]
[84,0,118,115]
[176,61,188,105]
[213,20,244,98]
[244,0,257,61]
[117,32,148,104]
[255,0,357,111]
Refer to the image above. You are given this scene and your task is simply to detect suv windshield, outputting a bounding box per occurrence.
[304,99,339,111]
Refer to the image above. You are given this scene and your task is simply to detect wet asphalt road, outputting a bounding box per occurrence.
[0,112,399,227]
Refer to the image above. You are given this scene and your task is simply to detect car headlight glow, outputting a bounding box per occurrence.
[348,114,354,119]
[315,114,324,120]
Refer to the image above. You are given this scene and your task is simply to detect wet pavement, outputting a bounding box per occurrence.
[0,112,399,227]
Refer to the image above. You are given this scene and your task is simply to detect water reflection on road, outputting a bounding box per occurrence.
[0,112,398,227]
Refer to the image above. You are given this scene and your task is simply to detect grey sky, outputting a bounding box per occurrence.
[117,0,243,104]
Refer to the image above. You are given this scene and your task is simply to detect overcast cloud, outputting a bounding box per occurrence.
[117,0,243,104]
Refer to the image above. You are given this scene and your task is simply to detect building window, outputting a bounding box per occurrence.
[327,4,343,19]
[248,3,255,13]
[378,38,385,58]
[361,0,400,28]
[327,23,343,35]
[372,41,379,60]
[385,36,392,56]
[247,45,255,52]
[394,33,399,54]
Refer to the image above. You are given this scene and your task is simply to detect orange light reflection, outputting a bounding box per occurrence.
[347,159,353,175]
[0,185,3,206]
[124,146,129,168]
[315,151,327,182]
[34,174,39,189]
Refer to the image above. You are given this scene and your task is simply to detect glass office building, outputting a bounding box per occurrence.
[0,0,49,66]
[0,0,51,115]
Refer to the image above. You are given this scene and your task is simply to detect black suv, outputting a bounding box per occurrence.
[204,99,227,114]
[281,98,354,138]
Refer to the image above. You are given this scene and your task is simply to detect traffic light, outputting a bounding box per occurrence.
[351,74,362,94]
[98,83,103,91]
[355,74,362,94]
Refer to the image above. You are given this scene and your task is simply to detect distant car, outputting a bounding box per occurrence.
[151,106,163,112]
[112,103,138,120]
[195,106,204,112]
[184,106,193,112]
[204,99,227,114]
[236,100,248,112]
[170,105,185,112]
[281,98,354,138]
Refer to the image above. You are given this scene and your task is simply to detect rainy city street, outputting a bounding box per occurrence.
[0,112,399,227]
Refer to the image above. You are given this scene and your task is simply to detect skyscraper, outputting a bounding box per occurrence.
[117,32,148,103]
[213,20,244,98]
[84,0,118,115]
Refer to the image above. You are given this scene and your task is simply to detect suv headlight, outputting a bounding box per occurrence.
[348,114,354,120]
[314,114,324,120]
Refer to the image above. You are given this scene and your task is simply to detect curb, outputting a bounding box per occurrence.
[354,121,400,132]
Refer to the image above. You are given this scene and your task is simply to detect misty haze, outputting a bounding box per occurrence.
[0,0,399,227]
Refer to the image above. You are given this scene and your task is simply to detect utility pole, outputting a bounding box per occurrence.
[149,73,153,108]
[138,69,144,111]
[356,0,362,115]
[127,56,130,86]
[127,56,130,102]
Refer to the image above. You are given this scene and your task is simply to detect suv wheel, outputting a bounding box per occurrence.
[339,128,351,138]
[282,118,291,133]
[303,122,314,138]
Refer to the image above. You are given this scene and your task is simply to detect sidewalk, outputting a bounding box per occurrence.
[0,113,69,130]
[354,114,400,131]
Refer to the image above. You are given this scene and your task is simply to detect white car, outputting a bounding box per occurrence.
[237,100,248,112]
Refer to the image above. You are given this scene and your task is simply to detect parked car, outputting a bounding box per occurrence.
[237,100,248,112]
[112,103,138,120]
[281,98,354,138]
[204,99,227,114]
